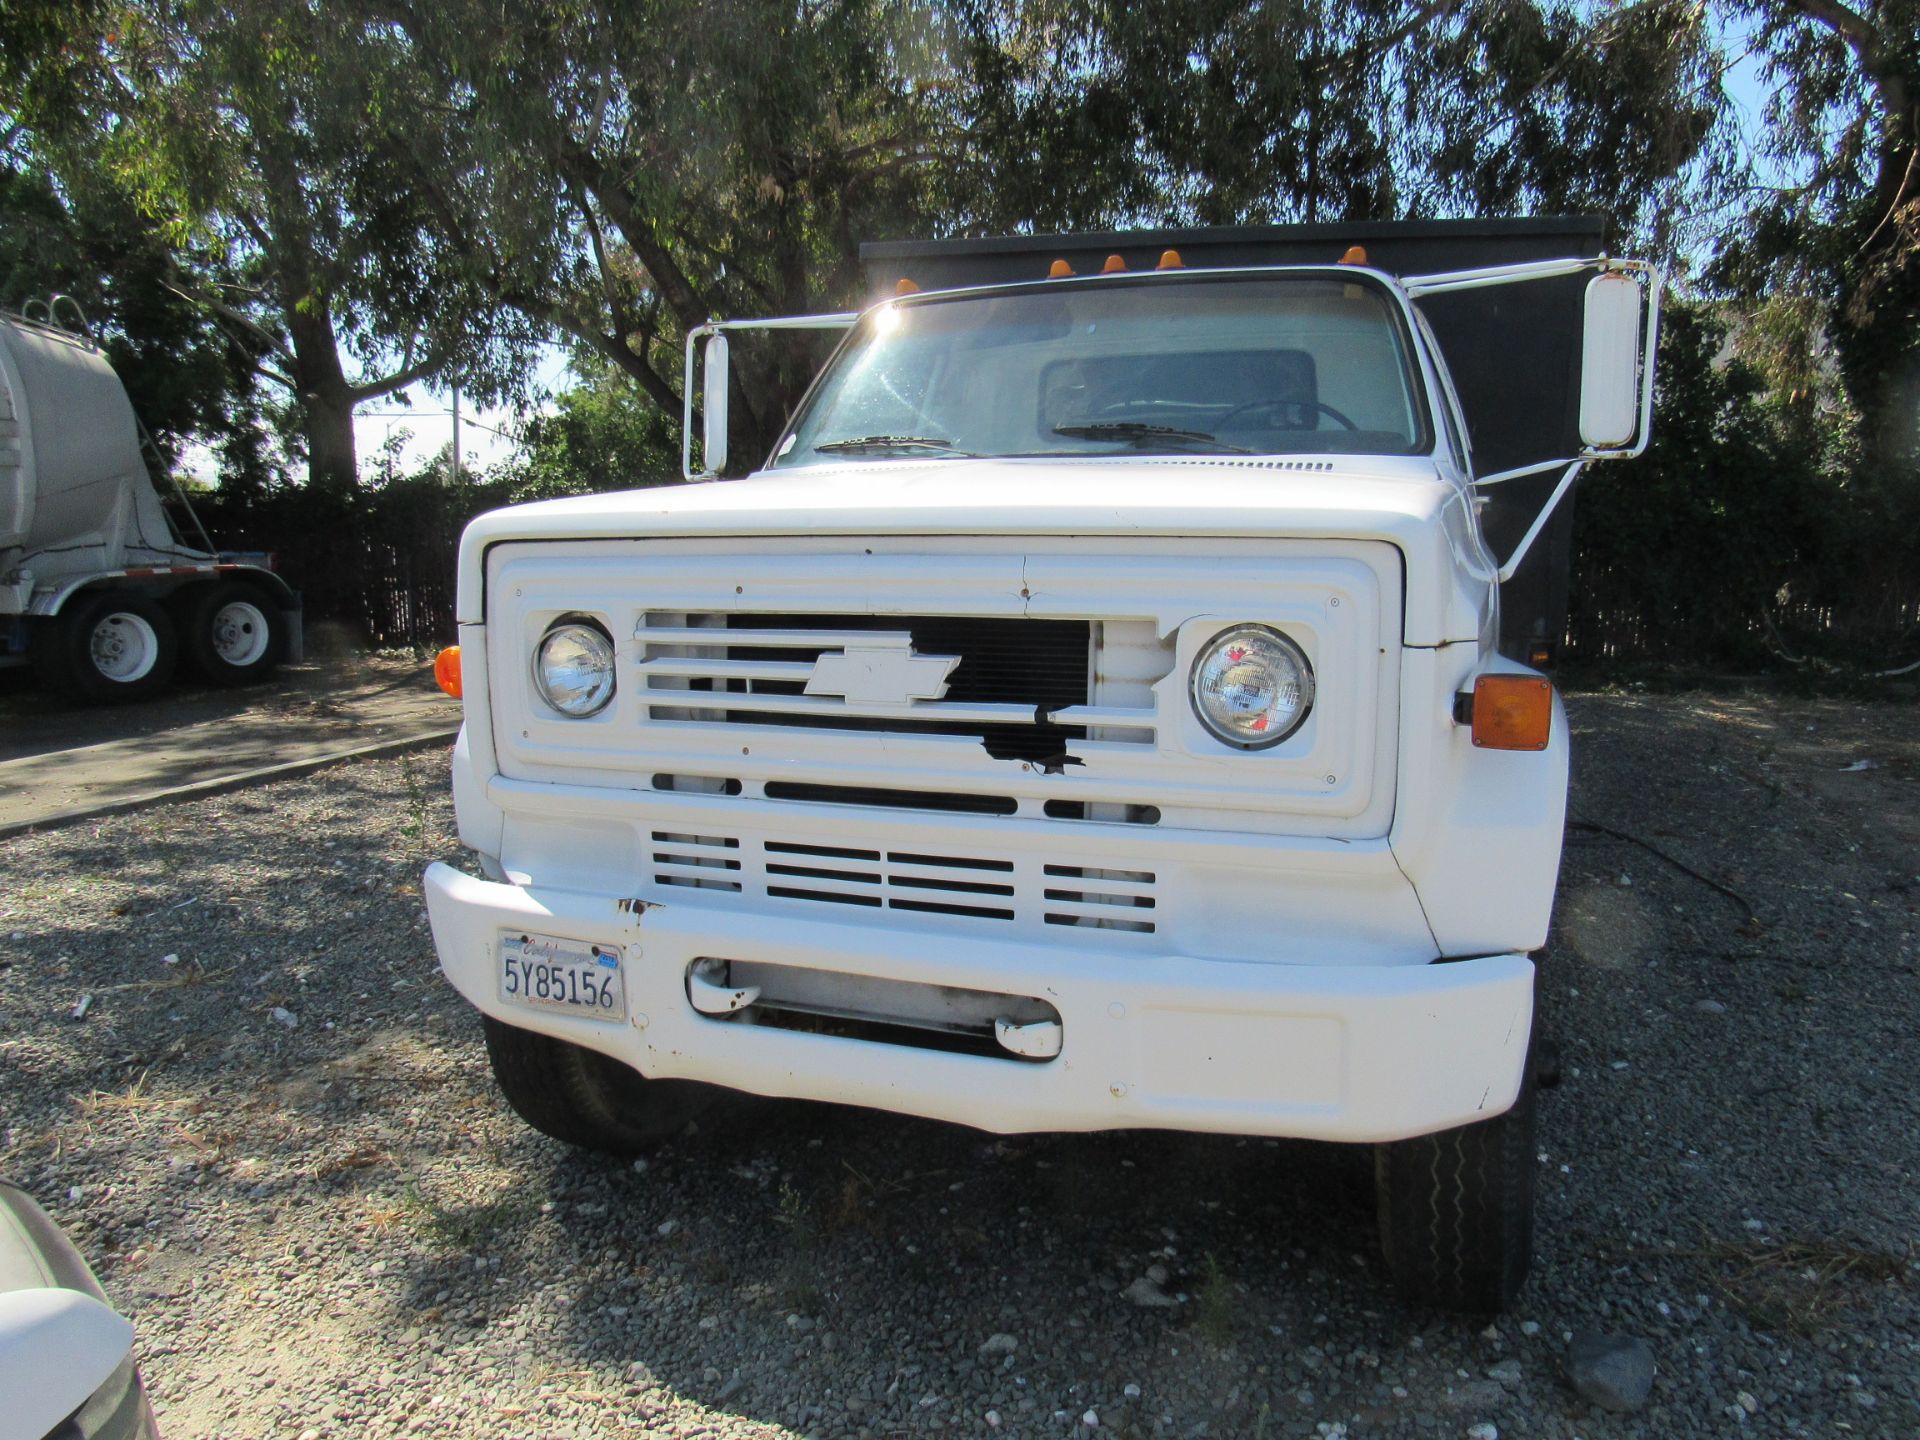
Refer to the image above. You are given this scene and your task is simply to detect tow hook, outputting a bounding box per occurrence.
[688,958,760,1015]
[994,1016,1063,1059]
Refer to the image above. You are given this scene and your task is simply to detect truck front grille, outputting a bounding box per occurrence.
[639,612,1114,762]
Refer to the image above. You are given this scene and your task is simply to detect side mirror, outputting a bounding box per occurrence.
[701,333,730,476]
[1579,272,1645,450]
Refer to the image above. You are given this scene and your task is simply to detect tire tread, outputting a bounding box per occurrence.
[481,1015,708,1156]
[1376,1061,1536,1312]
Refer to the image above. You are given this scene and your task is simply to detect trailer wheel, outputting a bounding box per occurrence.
[1374,1050,1537,1313]
[33,592,179,702]
[178,579,286,685]
[480,1015,713,1155]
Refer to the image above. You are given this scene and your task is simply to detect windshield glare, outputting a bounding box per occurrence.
[773,275,1428,466]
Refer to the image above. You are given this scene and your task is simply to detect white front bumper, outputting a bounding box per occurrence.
[424,861,1533,1144]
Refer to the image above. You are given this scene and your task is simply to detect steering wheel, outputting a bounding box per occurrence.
[1215,397,1360,431]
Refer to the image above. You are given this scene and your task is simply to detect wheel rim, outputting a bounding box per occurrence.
[209,600,270,667]
[88,612,161,683]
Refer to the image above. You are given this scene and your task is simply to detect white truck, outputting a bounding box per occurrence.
[423,219,1660,1311]
[1,300,299,701]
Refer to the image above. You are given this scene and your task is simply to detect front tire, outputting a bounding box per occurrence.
[32,592,178,703]
[481,1015,713,1155]
[178,579,286,685]
[1375,1055,1537,1312]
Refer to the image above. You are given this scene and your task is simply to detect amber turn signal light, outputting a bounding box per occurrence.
[434,645,463,699]
[1470,674,1551,751]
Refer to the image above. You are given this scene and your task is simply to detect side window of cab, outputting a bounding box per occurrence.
[1415,311,1472,478]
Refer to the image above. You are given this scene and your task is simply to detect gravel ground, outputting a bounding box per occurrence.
[1,690,1915,1440]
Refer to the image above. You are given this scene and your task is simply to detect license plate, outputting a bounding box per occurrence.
[499,931,626,1019]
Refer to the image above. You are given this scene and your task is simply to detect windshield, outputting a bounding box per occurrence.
[772,274,1429,466]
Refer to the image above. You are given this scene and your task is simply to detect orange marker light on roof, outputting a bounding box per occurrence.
[1048,258,1075,278]
[1102,254,1127,273]
[1157,248,1184,270]
[1338,245,1369,266]
[1470,674,1552,751]
[434,645,463,700]
[894,277,920,295]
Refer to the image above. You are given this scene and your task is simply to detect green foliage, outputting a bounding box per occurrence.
[1567,301,1890,665]
[948,1,1725,239]
[503,365,681,501]
[1707,1,1920,471]
[6,0,543,494]
[0,159,271,475]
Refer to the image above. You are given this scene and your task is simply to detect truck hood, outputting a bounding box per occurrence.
[457,455,1491,646]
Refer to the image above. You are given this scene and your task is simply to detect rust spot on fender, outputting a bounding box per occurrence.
[618,897,660,916]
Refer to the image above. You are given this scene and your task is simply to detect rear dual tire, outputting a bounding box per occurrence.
[31,592,178,703]
[177,579,286,685]
[481,1015,715,1155]
[31,579,287,702]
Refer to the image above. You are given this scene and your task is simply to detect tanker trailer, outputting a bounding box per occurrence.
[0,302,300,701]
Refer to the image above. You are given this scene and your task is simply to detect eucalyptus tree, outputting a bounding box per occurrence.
[1714,0,1920,470]
[947,0,1729,242]
[7,0,540,495]
[367,0,958,463]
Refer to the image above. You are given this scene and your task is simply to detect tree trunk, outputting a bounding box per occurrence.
[286,297,359,495]
[302,383,360,496]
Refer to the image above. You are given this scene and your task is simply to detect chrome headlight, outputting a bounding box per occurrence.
[533,620,616,717]
[1190,625,1314,748]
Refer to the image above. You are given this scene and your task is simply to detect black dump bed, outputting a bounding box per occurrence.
[862,218,1610,661]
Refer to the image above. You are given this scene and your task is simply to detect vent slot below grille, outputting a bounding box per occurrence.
[1042,864,1157,934]
[761,843,1019,923]
[651,830,742,892]
[644,834,1157,937]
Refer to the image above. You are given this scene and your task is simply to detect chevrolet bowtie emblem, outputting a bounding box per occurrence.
[804,636,959,706]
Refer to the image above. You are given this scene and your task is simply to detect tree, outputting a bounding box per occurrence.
[1715,0,1920,473]
[6,0,541,495]
[946,1,1727,243]
[502,360,682,501]
[356,0,959,466]
[0,155,280,486]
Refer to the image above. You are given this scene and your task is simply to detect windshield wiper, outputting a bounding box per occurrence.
[1052,422,1250,453]
[815,434,973,456]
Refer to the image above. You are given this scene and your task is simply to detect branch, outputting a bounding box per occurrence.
[160,274,294,362]
[348,355,445,404]
[505,282,684,416]
[1440,0,1699,158]
[568,175,636,342]
[666,229,779,310]
[560,142,711,331]
[1778,0,1913,134]
[1334,0,1458,75]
